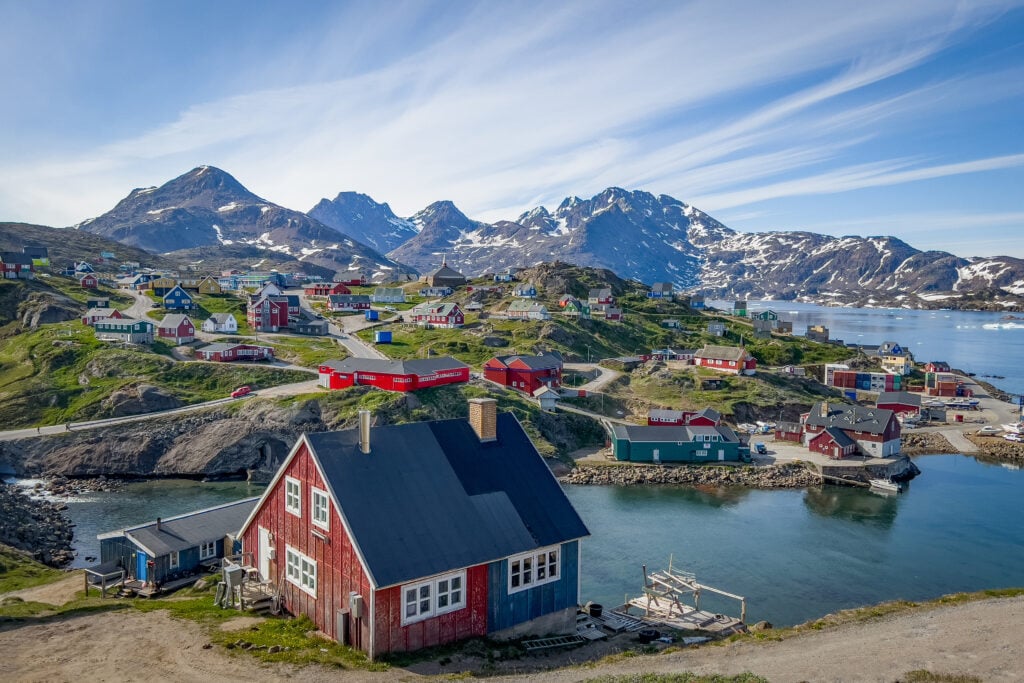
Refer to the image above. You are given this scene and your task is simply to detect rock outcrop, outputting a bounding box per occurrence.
[0,482,74,567]
[560,462,818,488]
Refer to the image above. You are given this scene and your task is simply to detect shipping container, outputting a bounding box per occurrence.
[365,310,379,321]
[374,330,392,344]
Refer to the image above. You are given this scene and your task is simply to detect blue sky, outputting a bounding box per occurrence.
[2,0,1024,257]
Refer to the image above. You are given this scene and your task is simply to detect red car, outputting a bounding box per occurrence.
[230,385,252,398]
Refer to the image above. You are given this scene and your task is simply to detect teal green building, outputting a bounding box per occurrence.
[611,425,750,463]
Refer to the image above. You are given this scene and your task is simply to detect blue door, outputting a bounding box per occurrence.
[136,552,148,581]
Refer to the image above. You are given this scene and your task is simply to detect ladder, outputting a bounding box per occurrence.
[522,635,586,651]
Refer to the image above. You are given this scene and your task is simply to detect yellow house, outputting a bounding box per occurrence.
[197,276,222,295]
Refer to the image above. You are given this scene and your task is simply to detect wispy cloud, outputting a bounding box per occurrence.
[0,0,1022,263]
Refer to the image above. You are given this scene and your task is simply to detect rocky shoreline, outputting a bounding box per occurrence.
[559,462,819,488]
[0,481,75,567]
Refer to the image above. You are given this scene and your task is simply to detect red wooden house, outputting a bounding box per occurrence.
[802,402,901,459]
[195,342,274,362]
[305,282,351,298]
[482,352,562,394]
[318,357,469,392]
[248,296,290,332]
[157,314,196,344]
[78,273,99,289]
[409,302,464,328]
[876,391,921,416]
[0,252,34,279]
[82,307,122,326]
[693,344,757,375]
[237,401,589,658]
[808,428,857,459]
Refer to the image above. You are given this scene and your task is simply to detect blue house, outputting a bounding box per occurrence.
[163,285,195,310]
[97,498,259,586]
[513,283,537,298]
[648,282,673,298]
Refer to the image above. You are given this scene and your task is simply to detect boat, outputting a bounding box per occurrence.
[869,478,902,493]
[1001,422,1024,435]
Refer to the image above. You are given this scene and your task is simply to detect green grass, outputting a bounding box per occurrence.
[899,672,982,683]
[0,321,313,427]
[145,292,252,334]
[263,335,345,367]
[0,544,64,593]
[210,614,386,670]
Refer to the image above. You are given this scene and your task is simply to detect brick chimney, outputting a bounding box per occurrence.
[468,398,497,442]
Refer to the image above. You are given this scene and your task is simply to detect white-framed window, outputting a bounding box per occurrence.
[285,476,301,517]
[199,541,216,560]
[169,551,180,570]
[508,546,560,594]
[696,449,708,457]
[311,487,330,531]
[401,570,466,625]
[285,545,317,596]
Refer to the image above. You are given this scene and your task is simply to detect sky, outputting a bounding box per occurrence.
[2,0,1024,258]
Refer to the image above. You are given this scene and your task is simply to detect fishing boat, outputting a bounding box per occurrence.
[869,478,902,493]
[1001,422,1024,435]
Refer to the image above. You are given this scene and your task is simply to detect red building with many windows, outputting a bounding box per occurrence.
[195,342,274,362]
[247,296,289,332]
[318,356,470,392]
[236,402,589,658]
[408,302,464,328]
[693,344,757,375]
[482,352,562,394]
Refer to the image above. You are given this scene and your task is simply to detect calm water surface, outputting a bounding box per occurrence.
[49,479,265,567]
[44,456,1024,628]
[710,300,1024,397]
[566,454,1024,626]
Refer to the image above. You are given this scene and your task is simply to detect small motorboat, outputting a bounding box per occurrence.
[869,478,902,493]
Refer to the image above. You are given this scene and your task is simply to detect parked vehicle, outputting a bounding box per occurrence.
[754,443,768,455]
[977,425,1002,436]
[230,385,252,398]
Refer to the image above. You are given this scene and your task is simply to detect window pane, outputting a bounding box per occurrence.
[406,588,416,603]
[420,586,430,599]
[419,599,430,613]
[451,576,461,590]
[438,579,448,593]
[438,594,449,608]
[451,589,462,604]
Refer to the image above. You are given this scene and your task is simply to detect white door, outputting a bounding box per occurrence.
[718,449,725,461]
[258,526,271,580]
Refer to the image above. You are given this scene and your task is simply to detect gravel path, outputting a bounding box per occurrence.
[2,594,1022,682]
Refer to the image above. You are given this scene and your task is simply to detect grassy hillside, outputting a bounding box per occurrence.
[282,382,606,460]
[0,222,172,271]
[0,543,62,593]
[0,321,311,427]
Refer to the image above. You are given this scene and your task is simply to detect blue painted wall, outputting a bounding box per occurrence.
[486,540,579,633]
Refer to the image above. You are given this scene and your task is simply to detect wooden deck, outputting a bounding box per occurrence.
[620,599,745,634]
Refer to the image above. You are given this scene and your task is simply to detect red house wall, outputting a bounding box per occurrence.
[687,415,718,427]
[241,443,374,649]
[371,564,489,657]
[482,365,508,386]
[877,402,917,414]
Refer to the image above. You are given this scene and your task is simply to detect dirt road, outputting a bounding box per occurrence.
[2,589,1021,682]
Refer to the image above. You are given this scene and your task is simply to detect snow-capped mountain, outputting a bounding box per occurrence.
[342,187,1022,303]
[74,166,411,280]
[308,191,418,254]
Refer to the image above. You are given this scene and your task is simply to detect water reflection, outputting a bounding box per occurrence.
[802,486,900,528]
[609,482,753,508]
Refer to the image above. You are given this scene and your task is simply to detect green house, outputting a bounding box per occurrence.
[93,317,155,344]
[611,424,750,463]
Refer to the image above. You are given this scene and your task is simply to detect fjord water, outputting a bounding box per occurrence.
[565,454,1024,626]
[58,479,265,567]
[49,303,1024,626]
[715,301,1024,397]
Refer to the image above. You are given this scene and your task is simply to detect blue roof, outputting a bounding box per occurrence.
[306,413,589,588]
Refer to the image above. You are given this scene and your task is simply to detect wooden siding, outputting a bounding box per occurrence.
[240,443,373,650]
[371,565,489,657]
[486,541,579,633]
